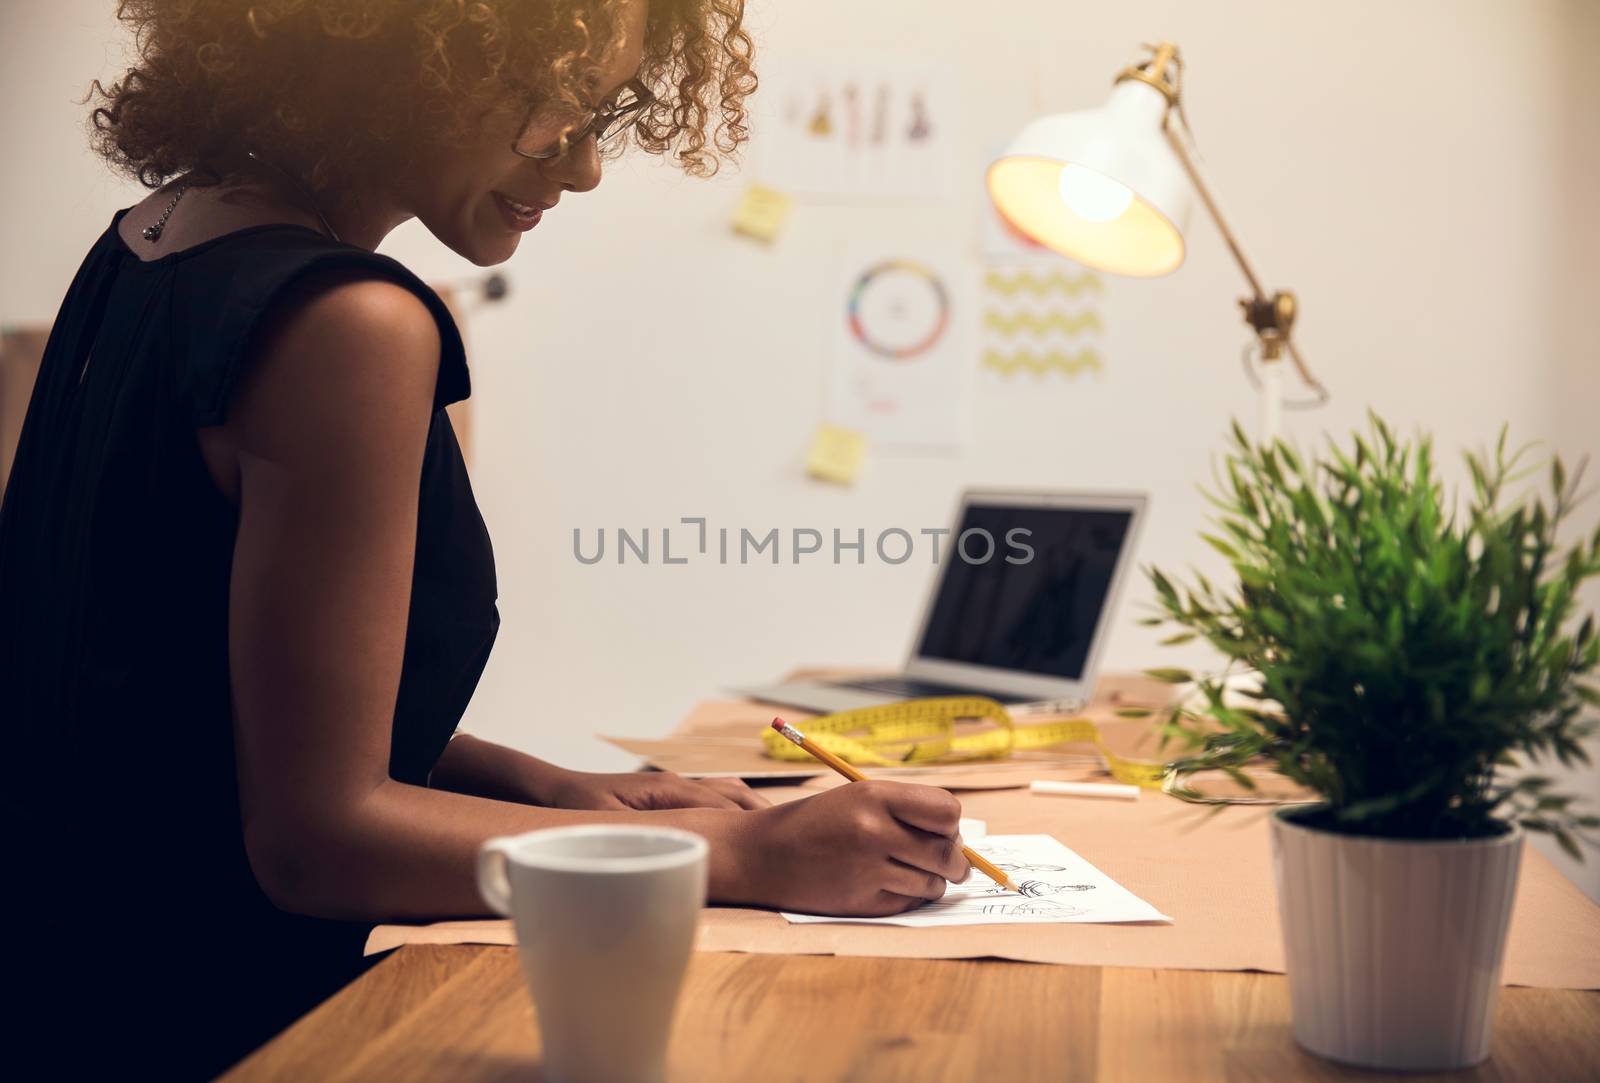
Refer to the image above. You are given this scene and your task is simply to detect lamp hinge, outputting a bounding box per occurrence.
[1241,291,1298,361]
[1114,41,1182,107]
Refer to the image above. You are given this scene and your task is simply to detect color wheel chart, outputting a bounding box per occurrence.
[829,249,968,449]
[846,259,950,361]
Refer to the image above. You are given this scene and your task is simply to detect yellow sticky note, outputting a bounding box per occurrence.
[731,184,793,243]
[806,423,867,485]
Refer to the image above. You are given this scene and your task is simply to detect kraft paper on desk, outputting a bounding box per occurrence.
[365,785,1600,990]
[601,674,1176,785]
[601,735,1106,788]
[370,682,1600,988]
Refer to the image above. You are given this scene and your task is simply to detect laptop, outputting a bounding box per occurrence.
[734,489,1148,714]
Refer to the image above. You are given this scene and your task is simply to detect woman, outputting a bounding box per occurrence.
[0,1,969,1075]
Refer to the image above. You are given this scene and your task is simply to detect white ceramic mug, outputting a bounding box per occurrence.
[478,825,709,1083]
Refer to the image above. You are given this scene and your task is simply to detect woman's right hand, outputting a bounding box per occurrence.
[733,780,972,916]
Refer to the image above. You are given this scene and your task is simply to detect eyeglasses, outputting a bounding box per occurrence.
[512,79,655,160]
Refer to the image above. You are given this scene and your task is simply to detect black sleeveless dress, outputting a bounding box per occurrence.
[0,210,500,1077]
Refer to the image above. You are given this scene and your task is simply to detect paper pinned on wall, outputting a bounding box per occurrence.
[751,54,955,200]
[827,245,971,449]
[805,422,867,485]
[731,184,793,243]
[980,255,1106,380]
[782,835,1171,927]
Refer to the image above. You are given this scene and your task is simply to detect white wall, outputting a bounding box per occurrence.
[1544,0,1600,898]
[3,1,1596,897]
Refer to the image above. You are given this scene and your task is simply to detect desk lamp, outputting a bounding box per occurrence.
[987,42,1329,439]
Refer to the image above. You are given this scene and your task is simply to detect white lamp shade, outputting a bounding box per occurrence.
[987,80,1193,277]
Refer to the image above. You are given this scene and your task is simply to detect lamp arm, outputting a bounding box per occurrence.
[1282,339,1327,403]
[1162,126,1268,304]
[1112,40,1329,411]
[1161,123,1329,406]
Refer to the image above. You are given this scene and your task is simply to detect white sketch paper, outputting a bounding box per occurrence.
[782,835,1171,927]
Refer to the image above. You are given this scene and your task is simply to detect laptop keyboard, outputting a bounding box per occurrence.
[832,676,1035,705]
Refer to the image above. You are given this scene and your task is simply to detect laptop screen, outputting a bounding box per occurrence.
[915,502,1135,679]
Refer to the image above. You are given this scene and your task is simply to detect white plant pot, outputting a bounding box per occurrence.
[1270,807,1523,1071]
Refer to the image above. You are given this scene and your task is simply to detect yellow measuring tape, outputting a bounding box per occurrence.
[759,696,1168,788]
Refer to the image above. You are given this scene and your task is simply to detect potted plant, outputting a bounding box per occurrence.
[1141,416,1599,1071]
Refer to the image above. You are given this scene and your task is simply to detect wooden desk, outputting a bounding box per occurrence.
[225,945,1598,1082]
[228,684,1599,1079]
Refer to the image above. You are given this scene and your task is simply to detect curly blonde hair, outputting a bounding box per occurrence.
[88,0,756,195]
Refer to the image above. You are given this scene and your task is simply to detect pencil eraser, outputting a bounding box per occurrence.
[770,717,786,732]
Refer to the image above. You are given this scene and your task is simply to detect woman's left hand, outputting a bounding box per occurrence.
[541,768,771,811]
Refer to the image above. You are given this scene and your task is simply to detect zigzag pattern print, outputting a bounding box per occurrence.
[980,260,1106,380]
[982,269,1103,298]
[982,310,1103,336]
[981,348,1104,377]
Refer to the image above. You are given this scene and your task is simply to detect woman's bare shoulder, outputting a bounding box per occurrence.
[247,274,438,433]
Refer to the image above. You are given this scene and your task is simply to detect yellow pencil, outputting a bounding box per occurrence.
[770,716,1022,895]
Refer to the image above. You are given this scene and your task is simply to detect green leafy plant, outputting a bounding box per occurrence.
[1141,415,1600,855]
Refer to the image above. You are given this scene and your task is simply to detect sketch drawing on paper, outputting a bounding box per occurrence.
[906,91,932,141]
[806,92,832,137]
[781,835,1171,928]
[1014,880,1097,898]
[979,880,1095,898]
[993,862,1068,874]
[980,900,1086,918]
[754,56,954,199]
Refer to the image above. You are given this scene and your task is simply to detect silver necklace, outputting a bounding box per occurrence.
[144,155,344,243]
[142,186,187,241]
[246,151,341,243]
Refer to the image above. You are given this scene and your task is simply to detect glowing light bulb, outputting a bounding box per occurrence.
[1057,164,1133,222]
